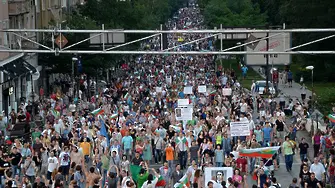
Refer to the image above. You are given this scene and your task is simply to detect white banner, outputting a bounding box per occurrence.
[175,107,193,121]
[155,87,162,93]
[230,121,250,137]
[183,86,193,94]
[166,76,172,85]
[222,88,232,96]
[178,99,189,107]
[198,85,207,93]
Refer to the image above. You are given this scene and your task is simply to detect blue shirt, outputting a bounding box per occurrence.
[242,67,248,73]
[122,136,133,150]
[262,127,272,139]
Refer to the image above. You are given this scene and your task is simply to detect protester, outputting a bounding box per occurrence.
[2,1,335,188]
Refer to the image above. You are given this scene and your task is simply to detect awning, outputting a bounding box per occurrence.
[0,54,37,79]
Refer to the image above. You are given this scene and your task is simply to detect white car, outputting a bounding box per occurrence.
[255,80,276,95]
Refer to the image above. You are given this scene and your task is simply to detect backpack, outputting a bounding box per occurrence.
[272,183,281,188]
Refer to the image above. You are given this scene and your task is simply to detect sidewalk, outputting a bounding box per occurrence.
[251,66,320,162]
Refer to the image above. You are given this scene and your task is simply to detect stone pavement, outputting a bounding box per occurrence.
[251,66,320,163]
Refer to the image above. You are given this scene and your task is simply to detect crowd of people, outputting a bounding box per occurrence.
[1,1,335,188]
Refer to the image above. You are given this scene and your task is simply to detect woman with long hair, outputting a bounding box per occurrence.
[141,168,161,188]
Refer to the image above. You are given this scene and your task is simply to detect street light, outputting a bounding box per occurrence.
[306,65,314,135]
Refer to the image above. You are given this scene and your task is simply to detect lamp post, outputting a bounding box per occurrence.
[72,57,78,100]
[306,65,314,135]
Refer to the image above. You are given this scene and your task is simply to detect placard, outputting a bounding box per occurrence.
[204,167,233,186]
[178,99,189,107]
[155,87,162,93]
[222,88,232,96]
[198,85,207,93]
[175,107,193,121]
[183,86,193,94]
[230,122,250,137]
[166,76,172,85]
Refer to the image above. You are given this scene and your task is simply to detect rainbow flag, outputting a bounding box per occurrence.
[327,114,335,123]
[91,108,104,116]
[239,146,280,158]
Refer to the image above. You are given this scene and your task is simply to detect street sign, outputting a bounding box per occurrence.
[55,34,68,48]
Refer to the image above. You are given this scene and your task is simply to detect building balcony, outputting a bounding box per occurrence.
[8,0,30,16]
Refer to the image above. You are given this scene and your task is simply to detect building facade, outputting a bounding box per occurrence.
[0,0,84,115]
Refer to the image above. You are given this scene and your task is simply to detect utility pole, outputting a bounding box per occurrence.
[265,25,270,94]
[72,57,78,101]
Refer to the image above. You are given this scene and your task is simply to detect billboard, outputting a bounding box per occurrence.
[245,33,291,65]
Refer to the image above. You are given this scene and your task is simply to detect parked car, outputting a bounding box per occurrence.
[255,80,276,95]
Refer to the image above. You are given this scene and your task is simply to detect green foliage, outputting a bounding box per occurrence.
[203,0,267,28]
[39,0,186,75]
[255,0,335,82]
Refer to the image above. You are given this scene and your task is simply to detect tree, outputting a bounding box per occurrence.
[203,0,267,28]
[39,0,187,75]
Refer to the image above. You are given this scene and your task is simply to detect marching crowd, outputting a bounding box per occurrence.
[0,1,335,188]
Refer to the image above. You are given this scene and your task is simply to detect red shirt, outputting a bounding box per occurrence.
[329,165,335,176]
[25,112,31,123]
[236,157,248,172]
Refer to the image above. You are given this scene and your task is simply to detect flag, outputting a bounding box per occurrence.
[155,175,166,186]
[110,114,118,119]
[170,125,181,132]
[91,108,104,116]
[175,137,188,147]
[130,165,141,182]
[174,174,190,188]
[99,119,110,146]
[239,146,280,158]
[51,109,60,118]
[327,114,335,123]
[210,90,216,95]
[124,92,129,99]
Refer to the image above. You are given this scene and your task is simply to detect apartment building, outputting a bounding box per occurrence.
[0,0,84,115]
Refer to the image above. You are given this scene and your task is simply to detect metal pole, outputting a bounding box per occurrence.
[11,32,53,50]
[220,24,223,51]
[311,69,314,135]
[160,24,163,51]
[61,33,102,51]
[164,34,220,51]
[31,74,35,118]
[286,34,335,51]
[4,28,335,33]
[222,33,283,52]
[2,49,335,54]
[102,24,105,51]
[105,33,160,51]
[72,59,75,100]
[265,31,269,94]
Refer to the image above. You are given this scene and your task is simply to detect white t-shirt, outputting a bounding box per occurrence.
[310,163,325,181]
[59,152,70,166]
[240,103,247,113]
[47,156,59,172]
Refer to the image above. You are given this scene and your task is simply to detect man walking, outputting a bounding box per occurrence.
[282,136,294,171]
